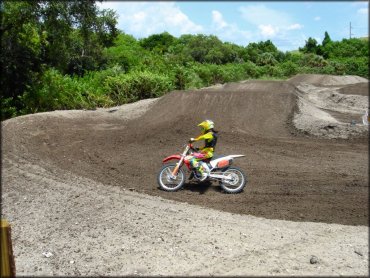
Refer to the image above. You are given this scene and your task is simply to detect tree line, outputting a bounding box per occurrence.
[1,1,368,120]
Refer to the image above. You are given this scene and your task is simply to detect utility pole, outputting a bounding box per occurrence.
[349,22,354,39]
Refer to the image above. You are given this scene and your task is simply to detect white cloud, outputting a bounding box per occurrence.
[95,2,310,51]
[239,4,304,40]
[314,16,321,21]
[357,8,368,14]
[210,10,252,45]
[212,10,228,29]
[132,11,146,22]
[239,4,291,27]
[259,24,279,37]
[97,2,203,38]
[287,23,303,30]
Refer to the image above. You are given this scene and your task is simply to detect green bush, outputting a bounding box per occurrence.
[81,65,124,95]
[191,63,248,86]
[173,65,204,90]
[321,61,345,75]
[278,61,299,77]
[104,71,174,104]
[340,57,369,78]
[242,61,262,79]
[259,65,284,78]
[20,68,79,113]
[299,53,328,68]
[0,97,18,120]
[256,52,278,66]
[20,68,114,114]
[191,64,216,86]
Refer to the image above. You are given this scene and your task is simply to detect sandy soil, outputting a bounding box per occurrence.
[1,74,369,276]
[294,82,368,138]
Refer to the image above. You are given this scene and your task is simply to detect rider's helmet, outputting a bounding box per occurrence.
[198,120,214,134]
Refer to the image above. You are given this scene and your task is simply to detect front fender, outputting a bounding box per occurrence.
[163,155,181,163]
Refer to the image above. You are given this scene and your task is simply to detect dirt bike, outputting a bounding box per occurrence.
[157,143,247,193]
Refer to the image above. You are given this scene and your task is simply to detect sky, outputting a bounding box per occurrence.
[97,1,369,51]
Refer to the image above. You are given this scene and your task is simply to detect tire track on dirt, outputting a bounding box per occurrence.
[2,157,368,276]
[2,74,368,275]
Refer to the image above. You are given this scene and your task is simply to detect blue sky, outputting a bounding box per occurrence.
[97,1,369,51]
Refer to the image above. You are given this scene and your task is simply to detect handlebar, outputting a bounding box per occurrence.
[187,143,199,152]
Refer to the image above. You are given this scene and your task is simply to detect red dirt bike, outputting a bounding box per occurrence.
[157,143,247,193]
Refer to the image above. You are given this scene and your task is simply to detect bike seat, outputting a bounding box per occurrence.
[208,154,223,161]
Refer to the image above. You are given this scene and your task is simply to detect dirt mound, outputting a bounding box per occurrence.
[288,74,368,86]
[338,82,369,96]
[126,78,368,141]
[131,80,296,138]
[294,83,368,139]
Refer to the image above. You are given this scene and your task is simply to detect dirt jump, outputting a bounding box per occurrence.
[2,74,368,276]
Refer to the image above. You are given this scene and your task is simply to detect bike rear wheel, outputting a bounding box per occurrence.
[219,167,247,194]
[157,163,185,192]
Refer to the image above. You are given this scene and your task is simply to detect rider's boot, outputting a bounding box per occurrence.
[198,164,208,181]
[199,172,208,181]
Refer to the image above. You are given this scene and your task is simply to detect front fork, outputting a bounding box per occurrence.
[171,145,190,177]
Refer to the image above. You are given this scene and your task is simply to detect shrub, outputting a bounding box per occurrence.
[0,97,18,120]
[256,52,278,66]
[104,71,174,104]
[259,65,284,78]
[173,65,204,90]
[278,61,299,77]
[242,61,262,79]
[20,68,114,114]
[299,53,328,68]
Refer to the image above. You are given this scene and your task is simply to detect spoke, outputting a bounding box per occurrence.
[161,166,183,188]
[165,167,173,176]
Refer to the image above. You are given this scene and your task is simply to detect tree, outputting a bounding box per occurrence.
[140,32,176,54]
[299,37,318,54]
[96,8,119,48]
[324,38,368,59]
[256,52,277,66]
[180,34,224,63]
[0,0,118,119]
[0,1,43,104]
[104,33,144,71]
[300,53,328,68]
[322,31,332,46]
[244,40,279,63]
[205,48,224,64]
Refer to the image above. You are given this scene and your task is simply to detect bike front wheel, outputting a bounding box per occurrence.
[157,163,185,192]
[219,167,247,194]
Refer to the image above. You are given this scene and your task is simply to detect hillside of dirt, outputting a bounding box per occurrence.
[2,74,369,276]
[288,73,368,86]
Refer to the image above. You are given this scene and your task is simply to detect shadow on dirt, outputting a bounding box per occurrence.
[182,181,223,195]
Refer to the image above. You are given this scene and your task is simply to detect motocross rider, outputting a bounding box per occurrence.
[187,120,218,181]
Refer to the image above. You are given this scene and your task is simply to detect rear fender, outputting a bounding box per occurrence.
[210,155,245,169]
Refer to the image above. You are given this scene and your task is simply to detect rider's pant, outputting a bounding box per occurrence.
[186,151,213,174]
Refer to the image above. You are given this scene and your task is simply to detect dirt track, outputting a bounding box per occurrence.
[2,74,369,275]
